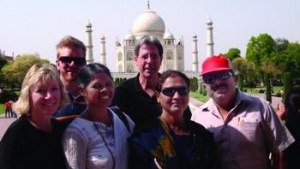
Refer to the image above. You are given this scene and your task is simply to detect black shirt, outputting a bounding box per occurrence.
[0,116,66,169]
[52,93,87,128]
[53,93,86,118]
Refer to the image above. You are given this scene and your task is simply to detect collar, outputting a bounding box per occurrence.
[133,73,145,93]
[201,89,252,113]
[133,73,161,92]
[68,93,85,103]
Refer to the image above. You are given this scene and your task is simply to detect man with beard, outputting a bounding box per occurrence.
[53,35,87,124]
[112,34,191,127]
[191,55,294,169]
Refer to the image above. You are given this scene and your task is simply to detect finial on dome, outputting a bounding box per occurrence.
[207,17,213,25]
[86,20,92,27]
[147,0,150,9]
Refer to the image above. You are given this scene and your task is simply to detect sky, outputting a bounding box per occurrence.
[1,0,299,72]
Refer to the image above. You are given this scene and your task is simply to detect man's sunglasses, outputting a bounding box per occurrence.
[203,71,233,84]
[58,56,86,66]
[161,87,189,97]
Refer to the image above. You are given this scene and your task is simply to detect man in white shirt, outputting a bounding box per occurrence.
[191,55,294,169]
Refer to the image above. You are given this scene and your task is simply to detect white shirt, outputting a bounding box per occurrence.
[191,91,294,169]
[63,108,134,169]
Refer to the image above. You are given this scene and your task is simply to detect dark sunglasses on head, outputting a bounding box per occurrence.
[161,86,189,97]
[203,71,233,84]
[58,56,86,66]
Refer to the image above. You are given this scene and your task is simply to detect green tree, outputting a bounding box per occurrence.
[275,38,289,53]
[272,41,300,85]
[232,57,249,91]
[226,48,241,61]
[265,73,272,102]
[246,33,276,86]
[285,42,300,81]
[246,33,276,66]
[0,56,8,69]
[190,77,198,92]
[271,38,290,84]
[2,54,49,90]
[261,60,281,102]
[0,57,8,87]
[283,72,293,103]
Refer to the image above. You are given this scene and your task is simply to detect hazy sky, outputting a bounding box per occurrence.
[1,0,299,71]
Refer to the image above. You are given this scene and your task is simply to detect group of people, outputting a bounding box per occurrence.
[0,34,298,169]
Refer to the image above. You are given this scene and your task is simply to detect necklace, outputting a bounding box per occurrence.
[72,94,81,100]
[93,122,116,169]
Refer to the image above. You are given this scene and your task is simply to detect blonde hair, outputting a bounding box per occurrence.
[13,63,69,116]
[56,35,86,59]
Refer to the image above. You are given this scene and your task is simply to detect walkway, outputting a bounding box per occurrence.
[0,115,16,140]
[189,97,204,114]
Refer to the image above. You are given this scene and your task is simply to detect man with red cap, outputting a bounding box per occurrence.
[191,55,294,169]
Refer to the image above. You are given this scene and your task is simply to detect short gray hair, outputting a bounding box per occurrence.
[134,34,163,57]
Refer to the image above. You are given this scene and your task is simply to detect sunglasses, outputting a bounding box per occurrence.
[203,71,233,84]
[58,56,86,66]
[161,87,189,97]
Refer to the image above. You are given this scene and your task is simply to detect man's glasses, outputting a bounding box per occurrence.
[58,56,86,66]
[161,87,189,97]
[139,54,160,60]
[203,71,233,84]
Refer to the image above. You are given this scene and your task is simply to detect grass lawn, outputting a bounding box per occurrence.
[190,91,209,102]
[0,104,4,115]
[244,86,283,95]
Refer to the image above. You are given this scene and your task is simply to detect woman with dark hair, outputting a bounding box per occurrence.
[128,70,217,169]
[62,63,134,169]
[283,87,300,169]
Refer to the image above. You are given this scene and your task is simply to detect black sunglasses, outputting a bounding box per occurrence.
[58,56,86,66]
[161,87,189,97]
[203,71,233,84]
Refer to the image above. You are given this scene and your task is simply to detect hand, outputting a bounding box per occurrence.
[276,102,286,120]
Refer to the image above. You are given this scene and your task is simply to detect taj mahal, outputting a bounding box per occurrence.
[84,3,215,79]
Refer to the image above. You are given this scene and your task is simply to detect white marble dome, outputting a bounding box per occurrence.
[132,9,165,38]
[163,31,174,39]
[124,32,135,40]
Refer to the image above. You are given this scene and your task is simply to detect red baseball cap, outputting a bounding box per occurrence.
[200,55,233,76]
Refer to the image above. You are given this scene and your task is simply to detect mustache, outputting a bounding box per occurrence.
[211,83,227,91]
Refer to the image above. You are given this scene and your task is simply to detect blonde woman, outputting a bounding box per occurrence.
[0,63,69,169]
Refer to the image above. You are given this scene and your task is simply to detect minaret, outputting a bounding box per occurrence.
[206,19,214,57]
[100,36,107,66]
[192,34,199,73]
[85,21,94,64]
[147,0,150,9]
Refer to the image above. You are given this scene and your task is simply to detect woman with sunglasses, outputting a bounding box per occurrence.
[128,70,217,169]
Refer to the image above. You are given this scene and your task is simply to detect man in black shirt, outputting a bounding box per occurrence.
[53,36,87,125]
[112,34,191,127]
